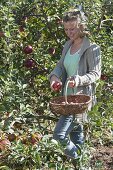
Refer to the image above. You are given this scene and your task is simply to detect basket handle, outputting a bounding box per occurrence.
[65,80,69,104]
[64,79,83,104]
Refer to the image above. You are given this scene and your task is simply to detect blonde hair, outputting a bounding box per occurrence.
[62,9,89,37]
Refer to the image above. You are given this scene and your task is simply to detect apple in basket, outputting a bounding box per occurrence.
[52,81,62,92]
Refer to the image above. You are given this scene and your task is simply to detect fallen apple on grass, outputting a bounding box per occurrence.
[0,138,11,151]
[21,132,42,145]
[29,133,42,145]
[7,133,16,142]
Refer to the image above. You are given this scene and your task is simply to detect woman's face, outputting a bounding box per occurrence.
[63,20,81,41]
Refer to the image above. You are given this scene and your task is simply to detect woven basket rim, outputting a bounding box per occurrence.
[49,94,92,106]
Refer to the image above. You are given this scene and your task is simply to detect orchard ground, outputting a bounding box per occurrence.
[91,141,113,170]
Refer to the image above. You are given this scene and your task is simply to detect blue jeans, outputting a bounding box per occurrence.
[53,115,84,159]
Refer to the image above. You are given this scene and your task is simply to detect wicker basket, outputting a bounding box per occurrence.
[49,94,92,115]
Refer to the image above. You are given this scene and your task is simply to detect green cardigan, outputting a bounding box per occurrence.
[49,36,101,106]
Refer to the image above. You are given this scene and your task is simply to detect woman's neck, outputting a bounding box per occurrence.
[70,38,83,55]
[72,38,83,47]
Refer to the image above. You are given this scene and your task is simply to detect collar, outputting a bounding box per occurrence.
[62,36,91,57]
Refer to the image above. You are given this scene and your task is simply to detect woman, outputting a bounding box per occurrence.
[49,9,101,159]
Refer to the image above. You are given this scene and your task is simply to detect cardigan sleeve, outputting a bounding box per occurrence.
[75,44,101,86]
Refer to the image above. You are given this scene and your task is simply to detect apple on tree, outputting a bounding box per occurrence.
[101,74,108,81]
[0,31,5,38]
[48,47,55,55]
[24,58,36,69]
[19,25,24,32]
[23,45,33,54]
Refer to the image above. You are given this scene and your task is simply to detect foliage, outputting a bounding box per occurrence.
[0,0,113,169]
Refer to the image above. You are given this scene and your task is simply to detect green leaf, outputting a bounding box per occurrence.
[5,31,11,37]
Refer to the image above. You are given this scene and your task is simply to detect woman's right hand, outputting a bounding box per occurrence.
[50,75,62,92]
[67,76,76,88]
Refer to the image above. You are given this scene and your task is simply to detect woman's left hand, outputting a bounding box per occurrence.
[67,76,76,88]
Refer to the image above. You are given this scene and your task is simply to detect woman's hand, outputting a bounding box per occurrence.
[50,75,62,92]
[67,76,76,88]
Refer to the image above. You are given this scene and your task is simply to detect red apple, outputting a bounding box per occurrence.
[24,58,36,69]
[68,76,75,87]
[0,138,11,151]
[0,31,5,38]
[48,47,55,55]
[52,81,62,92]
[101,74,108,81]
[30,133,42,145]
[19,25,24,32]
[7,133,16,142]
[21,136,28,145]
[30,136,37,145]
[23,45,33,54]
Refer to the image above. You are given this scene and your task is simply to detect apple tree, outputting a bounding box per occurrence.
[0,0,113,169]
